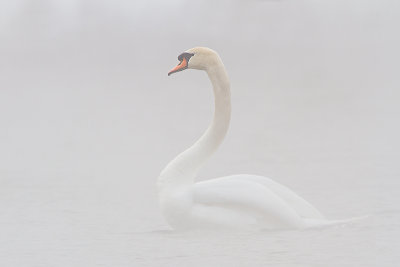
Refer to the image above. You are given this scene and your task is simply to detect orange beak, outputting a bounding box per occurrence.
[168,57,188,76]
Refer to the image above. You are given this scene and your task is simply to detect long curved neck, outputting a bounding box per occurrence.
[158,62,231,190]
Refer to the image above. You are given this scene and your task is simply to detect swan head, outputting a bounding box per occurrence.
[168,47,220,76]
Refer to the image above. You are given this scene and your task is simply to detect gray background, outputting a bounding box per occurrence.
[0,1,399,266]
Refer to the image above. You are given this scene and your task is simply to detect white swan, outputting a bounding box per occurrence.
[158,47,326,230]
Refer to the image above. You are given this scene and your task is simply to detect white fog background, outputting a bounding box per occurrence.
[0,0,399,266]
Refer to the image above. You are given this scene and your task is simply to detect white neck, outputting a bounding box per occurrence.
[158,62,231,190]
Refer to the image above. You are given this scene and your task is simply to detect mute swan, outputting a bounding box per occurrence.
[158,47,326,230]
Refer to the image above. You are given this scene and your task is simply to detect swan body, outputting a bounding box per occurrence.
[158,47,325,230]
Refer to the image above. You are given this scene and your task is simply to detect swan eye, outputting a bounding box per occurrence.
[178,52,194,62]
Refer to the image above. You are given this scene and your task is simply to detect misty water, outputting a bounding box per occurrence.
[0,1,399,266]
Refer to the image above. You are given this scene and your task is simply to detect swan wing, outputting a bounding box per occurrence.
[194,175,323,221]
[229,174,324,219]
[193,176,307,228]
